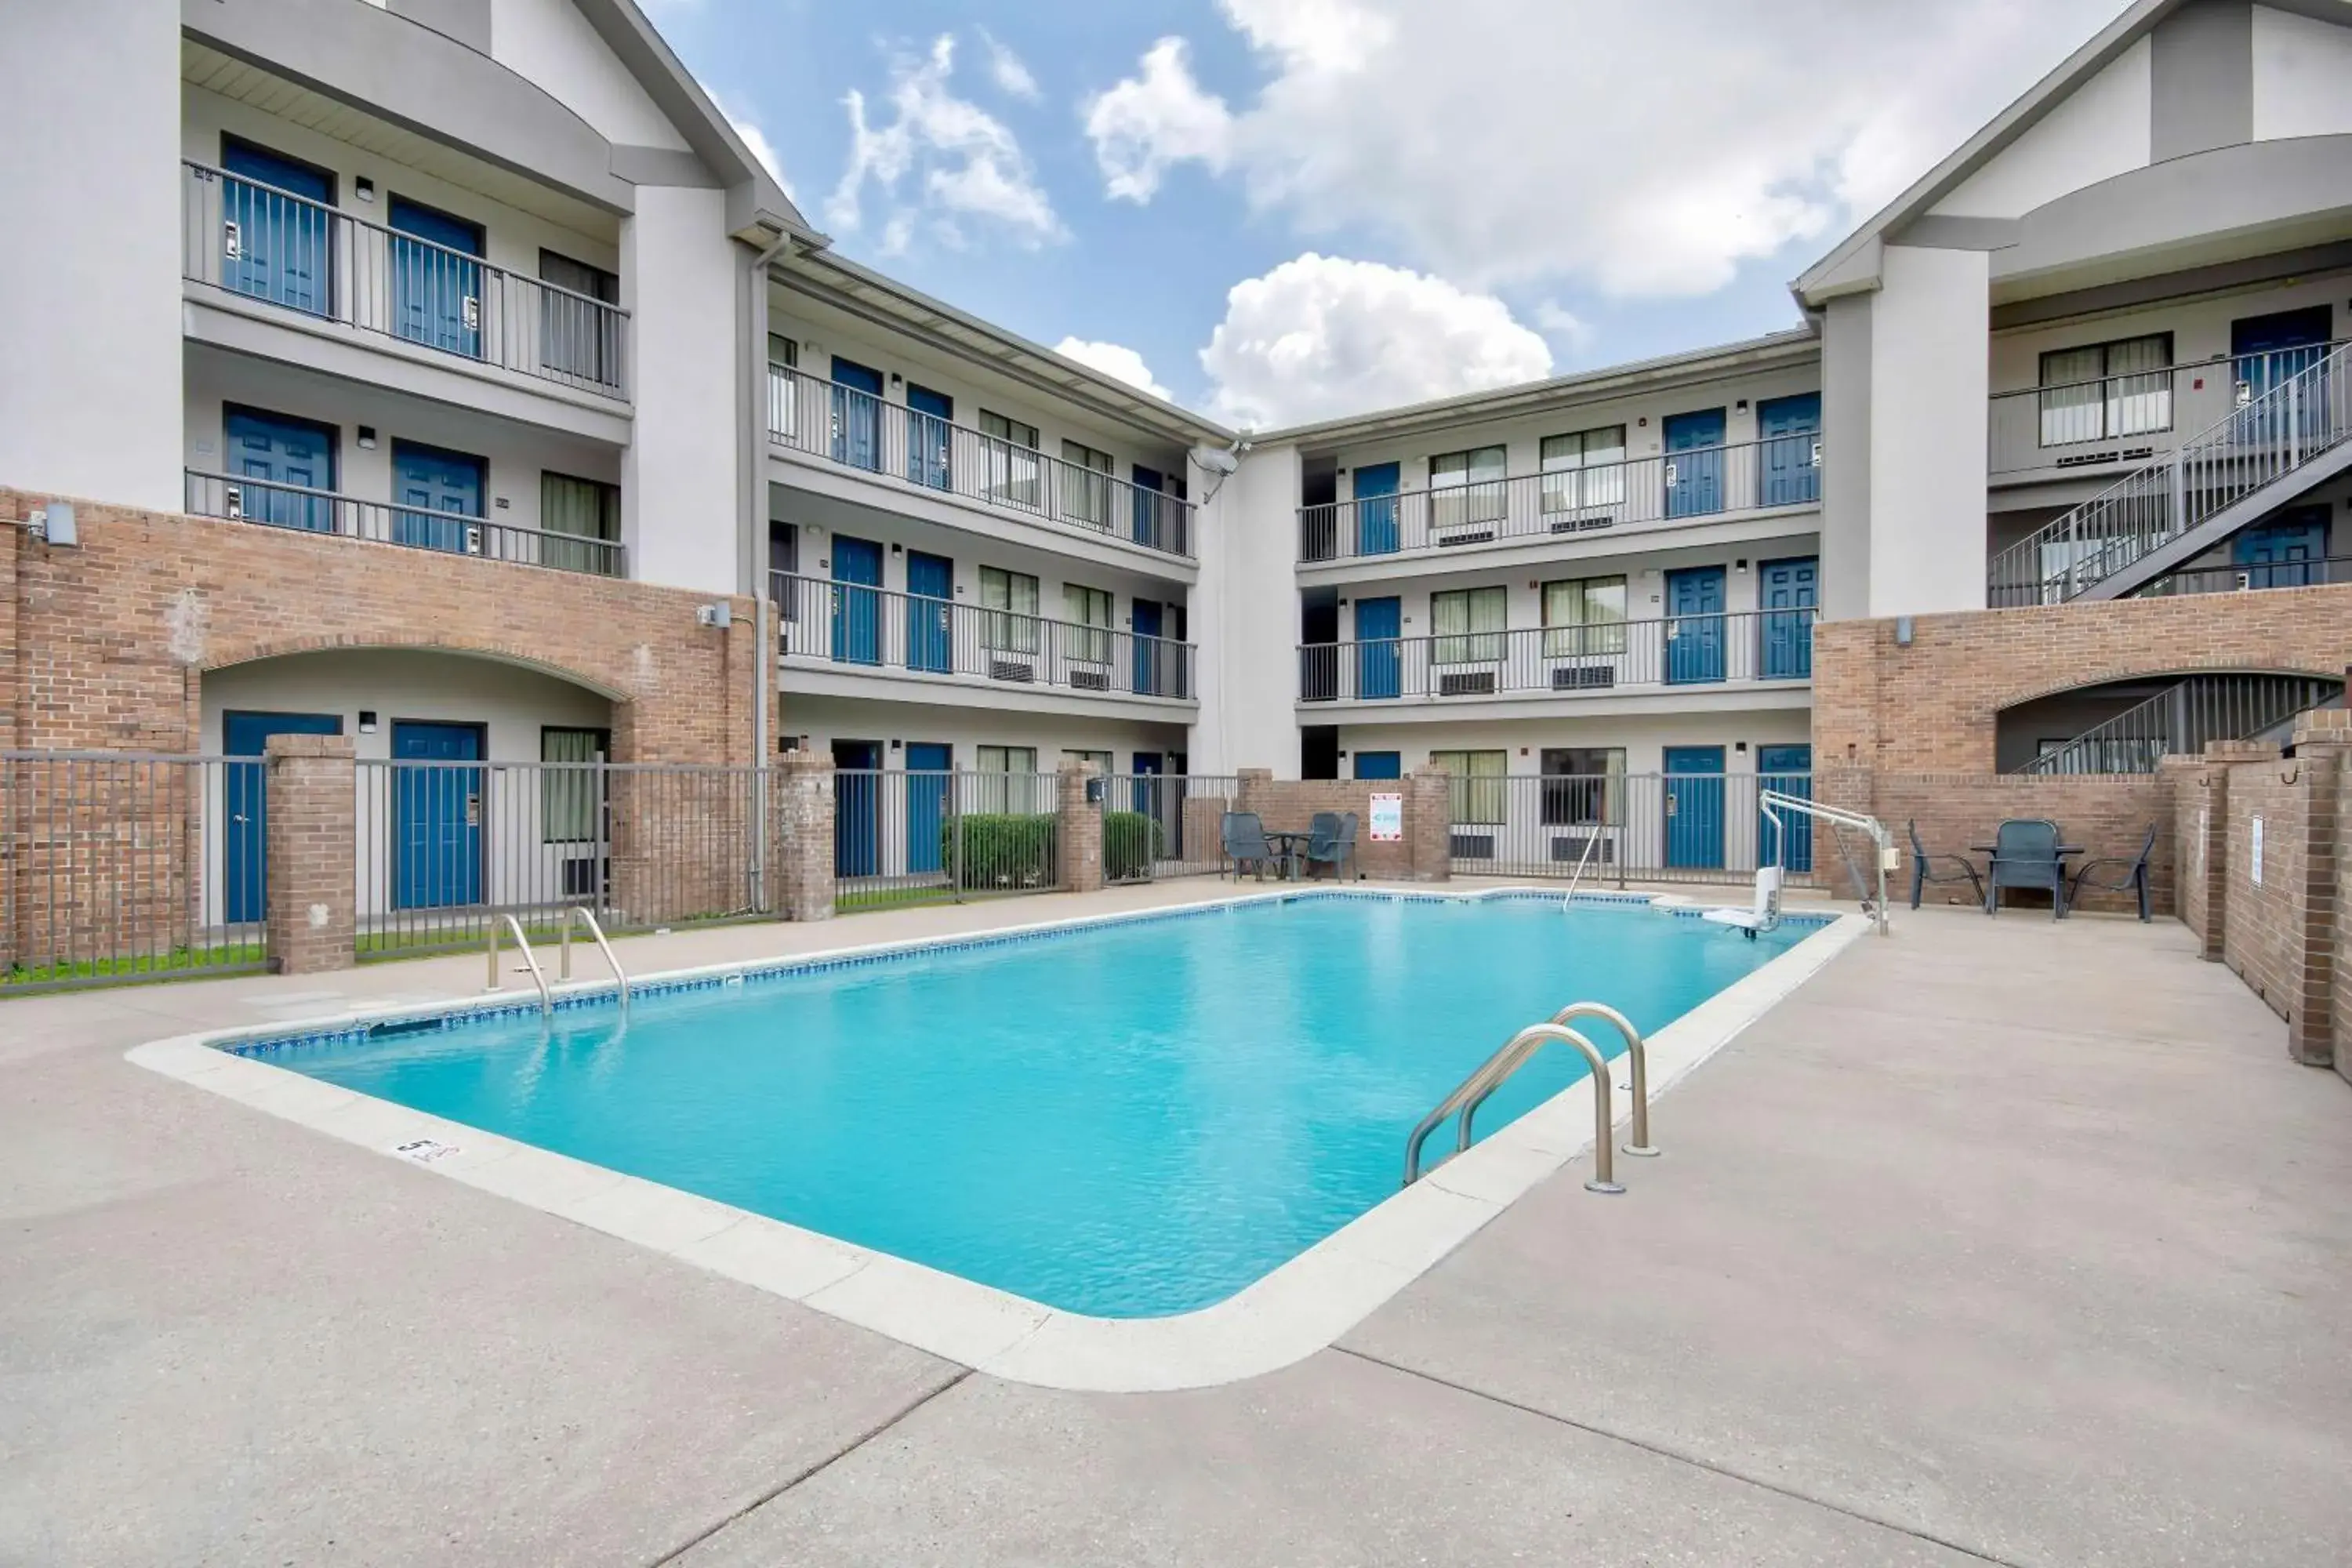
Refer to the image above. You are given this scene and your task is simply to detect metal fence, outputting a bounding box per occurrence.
[1444,773,1821,887]
[771,572,1194,699]
[2,752,265,991]
[1099,774,1241,883]
[1300,610,1816,702]
[181,162,627,397]
[185,470,626,579]
[768,364,1193,558]
[832,770,1062,910]
[2017,673,2339,776]
[353,759,768,959]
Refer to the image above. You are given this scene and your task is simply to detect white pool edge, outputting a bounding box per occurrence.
[125,889,1871,1392]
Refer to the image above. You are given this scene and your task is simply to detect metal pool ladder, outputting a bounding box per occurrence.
[559,906,630,1013]
[1402,1002,1655,1194]
[486,914,552,1016]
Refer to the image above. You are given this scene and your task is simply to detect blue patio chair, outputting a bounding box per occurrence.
[1985,818,2067,919]
[1303,811,1358,880]
[2071,823,2157,922]
[1221,811,1281,880]
[1908,819,1984,909]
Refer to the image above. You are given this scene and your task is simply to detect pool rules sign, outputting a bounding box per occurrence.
[1368,793,1403,842]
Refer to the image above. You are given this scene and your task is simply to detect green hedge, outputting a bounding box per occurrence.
[946,813,1057,889]
[1103,810,1166,882]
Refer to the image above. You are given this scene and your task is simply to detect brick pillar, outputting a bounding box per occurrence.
[1236,768,1271,817]
[775,749,834,922]
[1406,763,1451,883]
[2164,753,2228,960]
[1059,761,1103,894]
[2288,717,2350,1069]
[263,733,354,976]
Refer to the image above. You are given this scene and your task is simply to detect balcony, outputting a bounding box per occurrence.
[1298,435,1820,566]
[184,470,626,578]
[766,365,1193,561]
[770,571,1195,703]
[1988,342,2347,480]
[1298,609,1816,706]
[180,162,629,399]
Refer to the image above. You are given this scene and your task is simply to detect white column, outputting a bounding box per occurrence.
[1188,444,1302,777]
[1866,244,1991,617]
[620,187,742,593]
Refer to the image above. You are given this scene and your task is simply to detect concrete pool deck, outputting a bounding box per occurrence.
[4,884,2349,1564]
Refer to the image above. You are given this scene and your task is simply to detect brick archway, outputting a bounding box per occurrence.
[1994,663,2345,715]
[206,636,634,704]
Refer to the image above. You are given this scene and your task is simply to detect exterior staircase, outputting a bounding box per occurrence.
[1988,343,2352,607]
[2014,673,2341,775]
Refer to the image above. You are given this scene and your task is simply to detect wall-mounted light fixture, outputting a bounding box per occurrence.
[355,426,377,449]
[358,710,379,734]
[30,502,75,546]
[1895,615,1915,646]
[354,176,376,203]
[697,602,733,629]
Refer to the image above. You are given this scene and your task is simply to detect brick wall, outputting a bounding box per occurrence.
[1235,768,1450,881]
[2222,753,2312,1047]
[263,734,354,976]
[1813,587,2352,774]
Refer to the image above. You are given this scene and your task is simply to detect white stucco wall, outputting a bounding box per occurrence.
[1931,38,2151,220]
[489,0,690,150]
[1194,445,1303,777]
[2251,5,2352,142]
[1867,245,1991,617]
[624,187,742,593]
[0,0,183,511]
[778,695,1189,771]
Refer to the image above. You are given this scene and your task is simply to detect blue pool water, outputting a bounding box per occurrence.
[259,895,1817,1316]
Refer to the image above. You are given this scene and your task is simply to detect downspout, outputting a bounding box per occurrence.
[744,228,793,911]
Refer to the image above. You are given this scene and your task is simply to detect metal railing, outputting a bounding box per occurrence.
[1298,434,1820,564]
[1298,609,1816,702]
[186,470,626,579]
[771,572,1194,699]
[2016,673,2340,775]
[1988,342,2352,606]
[1443,772,1820,887]
[1989,342,2351,477]
[768,364,1193,559]
[1099,774,1242,883]
[1404,1022,1628,1193]
[832,769,1061,910]
[2136,555,2352,597]
[182,162,628,397]
[2,752,266,991]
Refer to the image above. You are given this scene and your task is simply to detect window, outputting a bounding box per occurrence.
[1430,749,1507,825]
[980,566,1040,652]
[1429,445,1507,532]
[1062,439,1115,528]
[1431,586,1507,664]
[1540,426,1627,519]
[1061,748,1114,775]
[977,743,1043,812]
[539,473,619,575]
[541,727,609,843]
[981,410,1040,507]
[538,250,619,387]
[2038,333,2172,447]
[1541,575,1627,656]
[766,333,800,438]
[1540,747,1623,826]
[1062,583,1115,662]
[978,744,1039,772]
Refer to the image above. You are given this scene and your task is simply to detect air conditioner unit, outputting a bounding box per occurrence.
[1552,666,1616,691]
[1069,668,1109,691]
[1438,670,1497,697]
[1552,834,1615,864]
[1450,832,1496,859]
[1548,514,1615,534]
[990,659,1036,683]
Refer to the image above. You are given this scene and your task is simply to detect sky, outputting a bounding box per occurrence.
[644,0,2132,430]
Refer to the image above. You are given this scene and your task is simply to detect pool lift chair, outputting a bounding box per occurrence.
[1746,790,1897,937]
[1702,866,1783,939]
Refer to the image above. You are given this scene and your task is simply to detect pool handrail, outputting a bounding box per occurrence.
[1560,827,1605,903]
[560,906,630,1014]
[485,913,552,1016]
[1403,1022,1623,1194]
[1457,1002,1656,1160]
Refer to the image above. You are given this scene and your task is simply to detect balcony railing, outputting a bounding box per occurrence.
[1988,343,2348,478]
[1298,608,1815,702]
[185,470,626,578]
[2136,555,2352,597]
[181,162,629,398]
[770,571,1195,700]
[765,365,1194,560]
[1297,434,1820,564]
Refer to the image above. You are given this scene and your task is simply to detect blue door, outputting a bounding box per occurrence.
[2233,307,2332,447]
[832,357,885,470]
[1666,566,1727,684]
[1759,557,1817,679]
[1132,466,1166,552]
[1353,751,1402,780]
[906,385,953,489]
[2234,510,2328,589]
[222,710,343,925]
[224,408,337,533]
[904,742,951,875]
[392,721,484,911]
[906,550,953,672]
[1664,746,1726,870]
[220,141,333,316]
[388,197,483,358]
[391,442,483,554]
[1758,743,1813,874]
[1664,408,1727,517]
[1353,462,1401,555]
[832,739,881,877]
[1757,394,1820,508]
[1355,596,1402,699]
[830,535,884,665]
[1132,598,1164,695]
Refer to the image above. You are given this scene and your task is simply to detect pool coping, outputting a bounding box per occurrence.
[125,887,1871,1392]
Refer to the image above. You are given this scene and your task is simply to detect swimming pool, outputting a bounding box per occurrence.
[233,892,1824,1319]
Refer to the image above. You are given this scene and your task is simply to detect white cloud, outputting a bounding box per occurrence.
[1086,0,2122,297]
[1199,253,1553,427]
[1534,299,1593,356]
[710,89,792,201]
[1053,338,1174,401]
[1082,38,1234,203]
[827,35,1062,252]
[978,28,1041,103]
